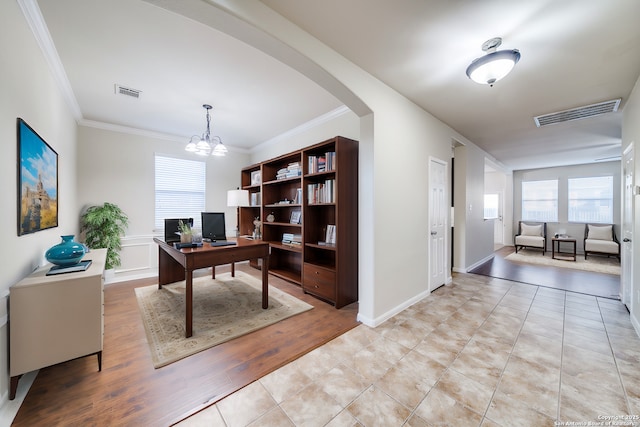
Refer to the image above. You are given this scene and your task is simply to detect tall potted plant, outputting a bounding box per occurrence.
[80,202,129,270]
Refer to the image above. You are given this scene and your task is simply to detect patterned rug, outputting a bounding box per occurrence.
[135,271,313,368]
[505,250,620,275]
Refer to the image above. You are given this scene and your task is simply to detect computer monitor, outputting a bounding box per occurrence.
[164,218,193,243]
[201,212,227,241]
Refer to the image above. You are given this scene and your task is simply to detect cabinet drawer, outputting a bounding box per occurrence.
[303,263,336,301]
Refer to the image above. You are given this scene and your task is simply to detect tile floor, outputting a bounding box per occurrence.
[177,273,640,427]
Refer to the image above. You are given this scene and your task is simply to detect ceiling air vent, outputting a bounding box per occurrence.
[534,99,621,127]
[114,84,141,99]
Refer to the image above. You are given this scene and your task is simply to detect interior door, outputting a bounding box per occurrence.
[429,158,447,292]
[621,146,634,308]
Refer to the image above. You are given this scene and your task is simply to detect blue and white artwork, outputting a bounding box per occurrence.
[18,118,58,235]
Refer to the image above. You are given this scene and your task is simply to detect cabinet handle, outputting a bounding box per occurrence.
[315,271,319,275]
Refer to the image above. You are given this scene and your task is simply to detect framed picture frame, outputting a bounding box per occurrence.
[325,224,336,244]
[17,118,58,236]
[290,210,301,224]
[250,170,261,186]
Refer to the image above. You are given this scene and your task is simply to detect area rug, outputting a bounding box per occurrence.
[135,272,313,368]
[505,250,620,275]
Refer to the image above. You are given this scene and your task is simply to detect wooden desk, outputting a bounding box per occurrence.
[552,237,576,261]
[153,238,270,338]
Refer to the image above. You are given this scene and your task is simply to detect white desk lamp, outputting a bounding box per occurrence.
[227,189,250,237]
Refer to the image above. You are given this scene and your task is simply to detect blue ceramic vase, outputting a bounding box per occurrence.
[45,235,86,266]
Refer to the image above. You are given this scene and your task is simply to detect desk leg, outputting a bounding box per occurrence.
[262,255,269,309]
[186,270,193,338]
[158,246,185,288]
[212,263,235,279]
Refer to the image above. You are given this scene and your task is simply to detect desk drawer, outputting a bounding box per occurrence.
[303,263,336,301]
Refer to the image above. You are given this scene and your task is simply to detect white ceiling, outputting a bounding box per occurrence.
[35,0,640,170]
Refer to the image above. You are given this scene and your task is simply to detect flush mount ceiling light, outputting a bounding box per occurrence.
[185,104,228,157]
[466,37,521,86]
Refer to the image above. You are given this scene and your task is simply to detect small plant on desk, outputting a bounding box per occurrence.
[178,220,193,243]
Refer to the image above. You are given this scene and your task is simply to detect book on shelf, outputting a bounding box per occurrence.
[276,162,302,180]
[250,192,261,206]
[308,151,335,173]
[307,179,335,204]
[282,233,302,245]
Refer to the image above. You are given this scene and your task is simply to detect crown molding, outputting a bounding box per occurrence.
[251,105,350,153]
[78,119,250,153]
[18,0,82,120]
[78,119,185,142]
[78,106,352,154]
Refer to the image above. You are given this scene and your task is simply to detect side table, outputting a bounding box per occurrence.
[552,237,576,261]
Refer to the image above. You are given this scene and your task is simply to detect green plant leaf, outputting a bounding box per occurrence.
[80,202,129,270]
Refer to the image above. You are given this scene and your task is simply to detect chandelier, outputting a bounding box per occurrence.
[185,104,228,156]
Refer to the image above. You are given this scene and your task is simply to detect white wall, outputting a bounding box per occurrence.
[76,125,252,281]
[0,0,78,406]
[485,170,514,246]
[453,146,467,270]
[250,108,360,164]
[453,144,496,271]
[513,161,621,253]
[622,74,640,335]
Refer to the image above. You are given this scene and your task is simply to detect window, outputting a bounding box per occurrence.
[568,176,613,223]
[522,180,558,222]
[484,194,499,219]
[155,155,206,231]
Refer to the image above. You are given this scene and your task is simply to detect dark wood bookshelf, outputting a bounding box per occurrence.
[239,136,358,308]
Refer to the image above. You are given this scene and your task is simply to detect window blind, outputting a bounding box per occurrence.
[522,180,558,222]
[568,176,613,223]
[154,155,206,231]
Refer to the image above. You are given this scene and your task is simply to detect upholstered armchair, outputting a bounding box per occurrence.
[584,224,620,260]
[514,221,547,255]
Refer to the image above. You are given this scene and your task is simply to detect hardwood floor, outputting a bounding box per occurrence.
[470,246,620,299]
[12,263,359,426]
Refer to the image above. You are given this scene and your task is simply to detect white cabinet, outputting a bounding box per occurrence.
[9,248,107,399]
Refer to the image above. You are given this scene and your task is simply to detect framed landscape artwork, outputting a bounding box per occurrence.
[17,118,58,236]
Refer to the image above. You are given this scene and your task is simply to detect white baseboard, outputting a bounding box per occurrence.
[0,371,38,427]
[631,312,640,339]
[465,254,495,273]
[105,269,157,285]
[357,288,432,327]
